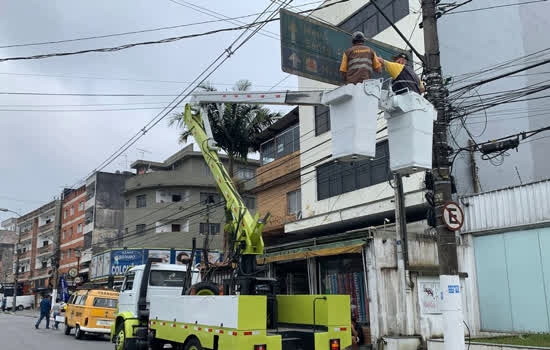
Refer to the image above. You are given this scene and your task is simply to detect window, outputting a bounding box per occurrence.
[42,241,49,247]
[339,0,409,39]
[77,223,82,233]
[69,227,73,238]
[244,196,256,210]
[316,141,390,200]
[287,189,302,215]
[70,206,75,216]
[68,249,72,258]
[136,195,147,208]
[172,194,182,202]
[125,199,130,207]
[62,230,66,240]
[136,224,146,234]
[125,228,128,235]
[93,298,118,308]
[172,224,181,232]
[78,201,84,211]
[200,192,220,205]
[61,252,64,260]
[199,223,220,235]
[149,270,185,287]
[315,105,331,136]
[79,296,87,305]
[41,261,47,269]
[203,161,213,177]
[64,210,68,219]
[237,167,255,180]
[68,295,76,305]
[123,272,135,291]
[74,296,83,305]
[260,124,300,165]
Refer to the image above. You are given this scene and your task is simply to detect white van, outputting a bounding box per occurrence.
[1,295,34,310]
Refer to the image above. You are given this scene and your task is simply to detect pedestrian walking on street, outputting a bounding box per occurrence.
[35,295,51,329]
[1,297,6,312]
[52,298,61,330]
[340,31,382,85]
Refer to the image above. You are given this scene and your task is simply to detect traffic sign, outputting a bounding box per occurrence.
[442,202,464,231]
[280,9,407,85]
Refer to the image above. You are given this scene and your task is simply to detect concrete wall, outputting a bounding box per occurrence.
[365,223,480,341]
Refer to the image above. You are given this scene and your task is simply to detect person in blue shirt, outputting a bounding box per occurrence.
[35,295,51,329]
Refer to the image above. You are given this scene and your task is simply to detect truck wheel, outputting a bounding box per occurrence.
[184,338,202,350]
[17,305,24,311]
[115,323,136,350]
[187,282,219,296]
[64,323,72,335]
[75,325,85,340]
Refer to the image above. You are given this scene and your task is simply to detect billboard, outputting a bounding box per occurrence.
[111,249,143,276]
[90,248,223,280]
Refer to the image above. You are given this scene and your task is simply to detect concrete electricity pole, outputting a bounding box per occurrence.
[0,208,22,313]
[421,1,465,350]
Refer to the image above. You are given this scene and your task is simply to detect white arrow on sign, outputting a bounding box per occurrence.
[288,52,301,68]
[442,201,464,231]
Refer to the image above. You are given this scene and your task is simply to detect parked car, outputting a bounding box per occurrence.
[64,288,119,339]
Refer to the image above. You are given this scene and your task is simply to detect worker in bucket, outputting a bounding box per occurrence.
[340,31,382,84]
[377,53,425,95]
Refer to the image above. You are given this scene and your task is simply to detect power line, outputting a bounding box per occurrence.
[0,0,352,64]
[444,0,549,15]
[0,1,322,50]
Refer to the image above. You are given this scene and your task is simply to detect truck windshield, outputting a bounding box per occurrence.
[93,298,118,308]
[149,270,185,287]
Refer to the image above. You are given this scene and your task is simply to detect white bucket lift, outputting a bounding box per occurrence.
[321,79,383,161]
[189,84,436,174]
[382,91,437,174]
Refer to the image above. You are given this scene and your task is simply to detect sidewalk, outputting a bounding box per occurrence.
[1,308,39,318]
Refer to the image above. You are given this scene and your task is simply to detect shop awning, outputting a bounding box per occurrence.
[258,238,366,264]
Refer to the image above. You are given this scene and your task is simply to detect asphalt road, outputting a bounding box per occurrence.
[0,312,112,350]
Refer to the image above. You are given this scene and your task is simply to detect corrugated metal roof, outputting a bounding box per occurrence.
[460,179,550,233]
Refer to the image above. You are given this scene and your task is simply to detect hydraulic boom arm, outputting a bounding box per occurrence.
[182,104,269,257]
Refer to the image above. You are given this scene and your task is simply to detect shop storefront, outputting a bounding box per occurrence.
[259,238,369,323]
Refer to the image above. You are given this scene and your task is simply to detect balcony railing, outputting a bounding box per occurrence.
[18,271,31,281]
[18,250,32,260]
[20,232,33,242]
[34,267,50,276]
[38,222,54,234]
[38,245,52,255]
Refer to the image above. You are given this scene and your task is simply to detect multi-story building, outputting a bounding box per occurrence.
[1,217,17,232]
[0,230,17,285]
[59,186,86,281]
[254,0,480,345]
[79,171,131,279]
[14,200,61,294]
[121,145,258,252]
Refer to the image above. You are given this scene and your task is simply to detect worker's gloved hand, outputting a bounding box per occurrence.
[377,57,384,65]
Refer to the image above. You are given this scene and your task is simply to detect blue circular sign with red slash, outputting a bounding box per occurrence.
[442,201,464,231]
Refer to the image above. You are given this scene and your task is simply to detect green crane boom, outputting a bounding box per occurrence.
[182,103,269,257]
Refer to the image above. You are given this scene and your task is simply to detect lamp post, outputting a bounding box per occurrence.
[0,208,22,312]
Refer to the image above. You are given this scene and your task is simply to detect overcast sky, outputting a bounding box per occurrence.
[0,0,314,218]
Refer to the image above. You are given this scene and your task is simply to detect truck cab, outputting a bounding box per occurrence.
[117,263,200,317]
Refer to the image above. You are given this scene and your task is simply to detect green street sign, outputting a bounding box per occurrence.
[280,9,408,86]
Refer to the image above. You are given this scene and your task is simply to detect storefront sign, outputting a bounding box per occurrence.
[111,249,143,276]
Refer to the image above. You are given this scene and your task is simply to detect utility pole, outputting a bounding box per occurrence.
[50,199,62,310]
[421,1,465,350]
[393,173,409,334]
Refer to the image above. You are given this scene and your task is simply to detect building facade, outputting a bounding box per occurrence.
[1,217,17,232]
[122,145,258,252]
[253,0,480,345]
[14,200,61,294]
[0,230,17,285]
[59,186,86,281]
[79,171,131,279]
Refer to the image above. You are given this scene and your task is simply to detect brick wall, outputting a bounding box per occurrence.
[59,187,86,274]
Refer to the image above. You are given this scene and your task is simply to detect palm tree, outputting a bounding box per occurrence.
[170,80,280,256]
[170,80,279,176]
